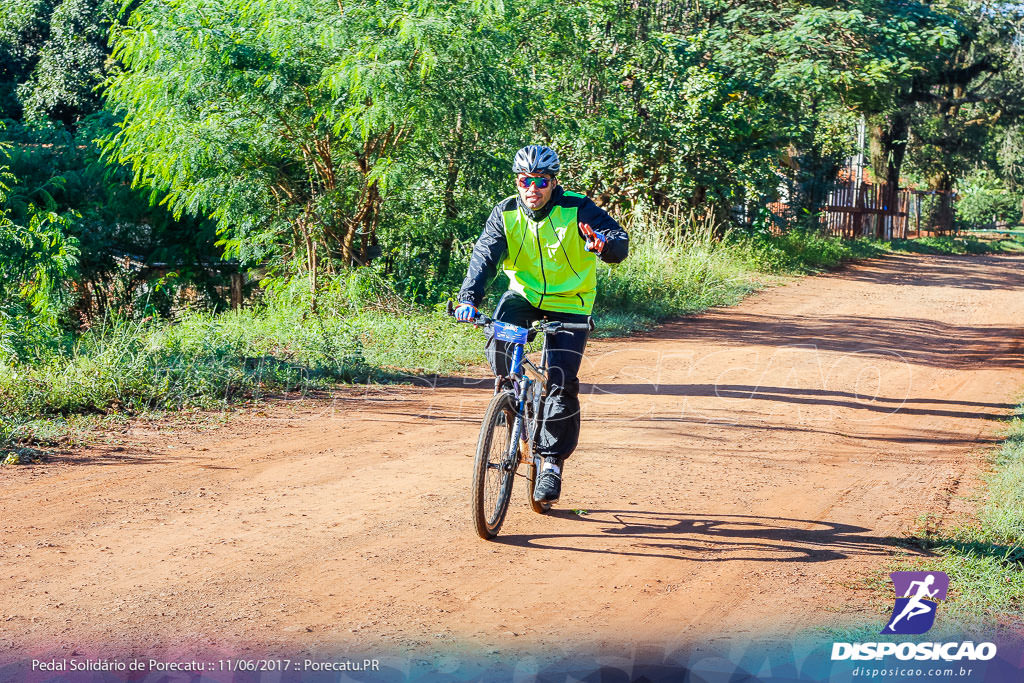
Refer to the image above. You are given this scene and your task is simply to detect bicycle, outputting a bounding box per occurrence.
[447,302,592,539]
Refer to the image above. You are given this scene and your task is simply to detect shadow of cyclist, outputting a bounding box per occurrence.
[494,510,909,564]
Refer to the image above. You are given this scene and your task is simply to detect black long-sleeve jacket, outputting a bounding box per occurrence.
[458,186,629,310]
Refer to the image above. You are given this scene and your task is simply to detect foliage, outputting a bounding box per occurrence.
[526,0,962,227]
[103,0,997,289]
[523,3,782,215]
[0,0,57,118]
[887,235,1016,255]
[872,1,1024,231]
[17,0,117,125]
[1,0,227,328]
[4,118,226,322]
[716,1,959,228]
[1,0,118,124]
[993,122,1024,192]
[956,169,1024,228]
[104,0,524,301]
[0,132,79,360]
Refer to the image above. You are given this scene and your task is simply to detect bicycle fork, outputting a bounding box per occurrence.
[502,390,527,474]
[504,344,532,471]
[509,383,541,470]
[506,412,523,468]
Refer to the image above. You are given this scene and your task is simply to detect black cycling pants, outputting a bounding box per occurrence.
[485,291,590,460]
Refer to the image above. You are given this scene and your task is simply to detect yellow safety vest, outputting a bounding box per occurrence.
[501,191,597,314]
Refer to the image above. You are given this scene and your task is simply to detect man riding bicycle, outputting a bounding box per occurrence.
[456,145,629,504]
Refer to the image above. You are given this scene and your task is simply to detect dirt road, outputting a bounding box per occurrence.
[2,254,1023,665]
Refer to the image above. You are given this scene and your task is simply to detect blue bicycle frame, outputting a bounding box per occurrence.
[490,321,545,468]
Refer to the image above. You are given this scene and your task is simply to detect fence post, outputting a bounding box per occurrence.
[230,272,243,310]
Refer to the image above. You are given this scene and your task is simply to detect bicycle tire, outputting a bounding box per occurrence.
[471,391,519,539]
[526,456,552,514]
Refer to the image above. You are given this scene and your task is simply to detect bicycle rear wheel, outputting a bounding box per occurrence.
[471,391,519,539]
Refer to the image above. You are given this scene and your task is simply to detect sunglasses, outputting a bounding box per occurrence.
[517,176,551,189]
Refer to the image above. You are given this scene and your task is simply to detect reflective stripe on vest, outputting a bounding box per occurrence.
[501,191,597,314]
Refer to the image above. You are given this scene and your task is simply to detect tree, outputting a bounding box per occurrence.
[17,0,117,126]
[871,1,1024,231]
[519,0,783,218]
[105,0,525,307]
[0,132,79,358]
[707,0,960,229]
[510,0,963,231]
[0,0,57,118]
[1,0,221,324]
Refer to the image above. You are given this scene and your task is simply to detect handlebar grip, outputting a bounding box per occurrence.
[561,322,593,331]
[449,300,492,326]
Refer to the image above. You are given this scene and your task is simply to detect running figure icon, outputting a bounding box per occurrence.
[886,574,938,632]
[883,571,949,635]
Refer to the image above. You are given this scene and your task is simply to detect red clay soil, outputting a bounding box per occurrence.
[2,253,1023,664]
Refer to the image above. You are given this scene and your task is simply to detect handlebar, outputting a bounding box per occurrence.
[446,301,593,334]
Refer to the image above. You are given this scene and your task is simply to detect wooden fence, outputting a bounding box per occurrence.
[823,183,909,239]
[822,183,955,239]
[766,183,956,239]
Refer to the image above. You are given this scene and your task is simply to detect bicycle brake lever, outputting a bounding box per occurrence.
[541,322,574,335]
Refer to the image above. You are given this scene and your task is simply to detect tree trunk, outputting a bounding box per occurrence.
[295,215,318,312]
[436,113,464,283]
[869,110,909,239]
[928,172,956,234]
[230,272,243,310]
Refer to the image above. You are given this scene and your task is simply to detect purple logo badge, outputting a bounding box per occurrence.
[882,571,949,635]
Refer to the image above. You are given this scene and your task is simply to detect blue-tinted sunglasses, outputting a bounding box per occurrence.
[517,176,551,189]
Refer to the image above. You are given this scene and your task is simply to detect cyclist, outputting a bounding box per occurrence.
[455,145,629,504]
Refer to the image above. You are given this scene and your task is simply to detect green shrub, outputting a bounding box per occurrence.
[749,229,884,272]
[888,236,1010,255]
[595,213,760,333]
[956,170,1024,229]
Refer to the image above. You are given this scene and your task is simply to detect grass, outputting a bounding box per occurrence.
[0,278,480,459]
[593,215,770,335]
[888,234,1024,255]
[890,403,1024,632]
[0,279,484,448]
[1,217,1020,462]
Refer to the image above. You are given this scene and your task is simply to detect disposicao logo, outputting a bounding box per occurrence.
[831,570,998,663]
[883,571,949,635]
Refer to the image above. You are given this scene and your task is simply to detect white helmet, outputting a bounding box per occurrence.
[512,145,560,175]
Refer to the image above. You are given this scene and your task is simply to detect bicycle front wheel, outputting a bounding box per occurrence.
[471,391,520,539]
